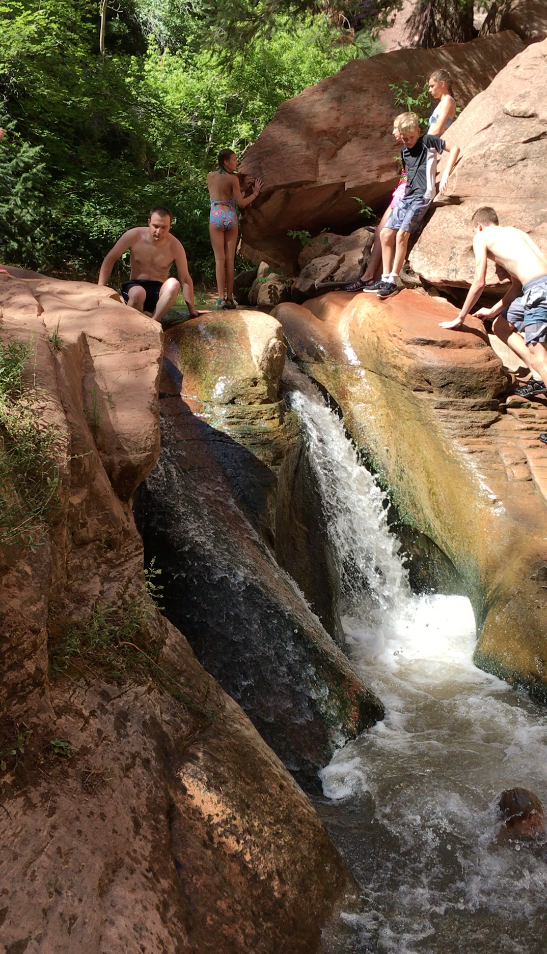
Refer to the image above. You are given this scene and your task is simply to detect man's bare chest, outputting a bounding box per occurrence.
[131,240,174,269]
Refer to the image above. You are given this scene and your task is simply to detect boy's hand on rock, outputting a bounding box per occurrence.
[471,307,493,319]
[439,173,450,194]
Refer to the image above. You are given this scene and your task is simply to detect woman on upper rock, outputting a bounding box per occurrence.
[427,69,457,136]
[207,149,262,310]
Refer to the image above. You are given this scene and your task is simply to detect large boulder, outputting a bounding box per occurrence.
[410,37,547,288]
[293,228,374,300]
[0,277,361,953]
[137,311,384,791]
[273,290,547,702]
[239,32,524,271]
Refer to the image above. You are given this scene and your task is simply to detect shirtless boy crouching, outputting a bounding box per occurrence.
[439,206,547,444]
[98,206,206,324]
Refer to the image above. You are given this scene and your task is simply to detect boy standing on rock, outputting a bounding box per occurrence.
[364,112,460,300]
[98,206,207,324]
[439,207,547,419]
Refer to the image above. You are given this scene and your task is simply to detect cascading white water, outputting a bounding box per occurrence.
[286,364,547,954]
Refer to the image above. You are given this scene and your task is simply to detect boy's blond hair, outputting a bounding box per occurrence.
[397,112,420,134]
[393,112,407,129]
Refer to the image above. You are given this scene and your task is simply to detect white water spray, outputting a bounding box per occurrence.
[286,364,547,954]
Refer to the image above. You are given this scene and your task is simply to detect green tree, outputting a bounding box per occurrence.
[0,1,372,282]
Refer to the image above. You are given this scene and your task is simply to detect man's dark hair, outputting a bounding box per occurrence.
[149,205,172,222]
[471,206,499,227]
[498,788,544,827]
[218,148,236,169]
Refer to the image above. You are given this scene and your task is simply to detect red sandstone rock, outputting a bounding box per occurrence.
[239,32,524,270]
[410,37,547,288]
[0,277,358,953]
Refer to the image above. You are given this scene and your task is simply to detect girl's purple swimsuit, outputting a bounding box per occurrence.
[210,197,237,231]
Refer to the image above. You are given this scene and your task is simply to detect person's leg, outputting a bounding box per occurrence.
[126,285,147,312]
[526,342,547,382]
[380,227,396,275]
[362,207,393,281]
[151,277,180,324]
[492,316,533,371]
[224,224,239,301]
[209,223,227,301]
[392,229,410,277]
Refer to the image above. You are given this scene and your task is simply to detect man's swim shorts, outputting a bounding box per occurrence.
[503,274,547,345]
[121,279,163,313]
[385,194,431,234]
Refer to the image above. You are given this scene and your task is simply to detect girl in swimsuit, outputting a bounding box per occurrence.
[207,149,263,309]
[427,69,456,135]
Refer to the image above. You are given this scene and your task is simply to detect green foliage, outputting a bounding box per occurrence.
[352,196,374,220]
[0,1,373,284]
[287,229,313,249]
[49,580,218,719]
[144,556,164,609]
[49,591,159,681]
[0,338,29,395]
[389,80,431,129]
[0,726,32,772]
[0,337,60,548]
[47,322,66,353]
[49,738,72,757]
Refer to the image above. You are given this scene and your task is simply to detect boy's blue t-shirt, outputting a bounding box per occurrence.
[402,134,446,200]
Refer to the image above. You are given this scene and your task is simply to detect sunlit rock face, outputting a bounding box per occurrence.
[274,290,547,701]
[136,311,384,792]
[0,278,359,953]
[239,32,524,271]
[0,275,162,712]
[410,36,547,289]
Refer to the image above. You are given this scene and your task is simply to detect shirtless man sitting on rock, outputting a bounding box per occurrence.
[440,206,547,444]
[98,206,206,324]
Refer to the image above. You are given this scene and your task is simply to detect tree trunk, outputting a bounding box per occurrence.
[407,0,476,47]
[99,0,107,55]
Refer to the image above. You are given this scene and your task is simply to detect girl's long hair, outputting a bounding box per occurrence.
[429,69,454,97]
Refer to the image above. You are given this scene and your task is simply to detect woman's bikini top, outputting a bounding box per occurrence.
[428,98,455,132]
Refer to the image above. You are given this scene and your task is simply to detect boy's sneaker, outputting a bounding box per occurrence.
[514,379,547,397]
[377,281,398,300]
[362,279,387,294]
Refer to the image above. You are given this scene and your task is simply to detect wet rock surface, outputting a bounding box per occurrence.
[239,32,524,270]
[274,290,547,700]
[137,312,384,791]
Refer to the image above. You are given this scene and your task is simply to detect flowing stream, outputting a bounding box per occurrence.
[285,365,547,954]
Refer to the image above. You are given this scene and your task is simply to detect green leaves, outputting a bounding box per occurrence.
[0,1,369,281]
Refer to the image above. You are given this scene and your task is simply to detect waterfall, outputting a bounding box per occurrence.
[285,363,547,954]
[286,363,409,619]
